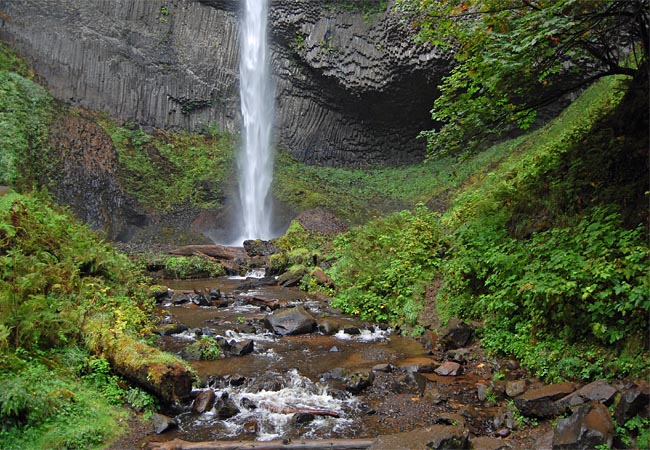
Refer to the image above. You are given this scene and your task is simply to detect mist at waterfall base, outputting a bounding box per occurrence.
[204,0,287,247]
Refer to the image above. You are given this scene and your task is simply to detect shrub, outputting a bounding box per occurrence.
[329,204,442,328]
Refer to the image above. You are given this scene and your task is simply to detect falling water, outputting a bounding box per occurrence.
[237,0,274,243]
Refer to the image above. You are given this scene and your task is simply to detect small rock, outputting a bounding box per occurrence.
[329,346,340,352]
[506,379,527,398]
[151,413,177,434]
[243,420,259,434]
[435,361,461,376]
[214,392,240,419]
[228,339,254,357]
[493,406,515,430]
[477,383,488,402]
[372,363,393,373]
[292,412,316,426]
[552,401,614,450]
[495,428,511,438]
[192,389,215,414]
[240,397,257,410]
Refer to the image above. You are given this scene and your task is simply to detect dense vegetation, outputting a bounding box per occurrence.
[0,191,180,448]
[322,72,649,381]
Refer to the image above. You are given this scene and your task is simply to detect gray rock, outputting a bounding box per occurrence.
[614,385,650,426]
[214,392,240,419]
[264,306,316,336]
[506,379,527,398]
[435,361,462,376]
[556,379,617,411]
[514,382,577,419]
[438,319,473,350]
[552,401,614,450]
[151,413,177,434]
[227,339,254,357]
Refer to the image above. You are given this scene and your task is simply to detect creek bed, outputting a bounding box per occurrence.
[145,275,500,446]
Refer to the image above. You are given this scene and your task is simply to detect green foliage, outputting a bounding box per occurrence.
[616,415,650,449]
[160,255,225,279]
[184,336,222,361]
[329,204,442,327]
[0,359,127,450]
[0,42,35,79]
[0,70,53,187]
[437,77,649,381]
[396,0,648,155]
[102,121,235,212]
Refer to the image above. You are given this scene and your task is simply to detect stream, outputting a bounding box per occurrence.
[145,273,507,446]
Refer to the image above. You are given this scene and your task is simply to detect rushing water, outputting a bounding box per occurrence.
[236,0,275,243]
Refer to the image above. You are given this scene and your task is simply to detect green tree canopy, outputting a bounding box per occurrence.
[396,0,649,155]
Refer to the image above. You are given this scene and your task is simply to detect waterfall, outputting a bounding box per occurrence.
[236,0,274,243]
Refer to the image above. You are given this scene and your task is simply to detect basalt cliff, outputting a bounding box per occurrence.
[0,0,449,167]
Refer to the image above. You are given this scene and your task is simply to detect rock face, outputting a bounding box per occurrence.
[0,0,450,167]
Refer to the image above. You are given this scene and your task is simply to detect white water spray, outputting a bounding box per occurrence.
[237,0,274,243]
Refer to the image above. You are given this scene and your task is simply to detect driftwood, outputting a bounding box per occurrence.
[146,438,375,450]
[170,244,247,261]
[260,403,340,418]
[242,295,282,310]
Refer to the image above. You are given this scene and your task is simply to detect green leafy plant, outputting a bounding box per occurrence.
[329,203,442,328]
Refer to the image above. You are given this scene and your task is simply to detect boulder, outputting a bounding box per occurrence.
[227,339,255,357]
[438,319,473,350]
[614,385,650,426]
[370,425,469,450]
[514,382,577,419]
[506,379,527,398]
[214,392,240,420]
[264,306,316,336]
[151,413,177,434]
[556,379,618,411]
[192,390,216,414]
[154,323,189,336]
[552,401,614,450]
[243,239,279,256]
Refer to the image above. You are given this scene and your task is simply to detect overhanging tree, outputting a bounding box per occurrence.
[396,0,649,155]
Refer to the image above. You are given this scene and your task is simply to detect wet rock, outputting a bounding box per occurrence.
[151,413,177,434]
[506,379,527,398]
[243,239,279,257]
[494,428,511,438]
[477,383,488,402]
[514,382,577,419]
[552,401,614,450]
[192,390,216,414]
[249,373,285,393]
[435,361,462,376]
[154,323,189,336]
[469,436,514,450]
[236,277,277,290]
[214,392,240,419]
[310,267,335,288]
[370,425,469,449]
[227,339,254,357]
[291,412,316,426]
[243,420,259,434]
[424,387,445,405]
[264,306,316,336]
[372,363,394,373]
[438,318,473,351]
[329,346,339,352]
[154,288,173,304]
[614,385,650,426]
[343,326,361,335]
[172,292,192,305]
[317,317,345,335]
[493,406,515,431]
[346,370,375,394]
[556,379,618,411]
[240,397,257,410]
[277,266,309,287]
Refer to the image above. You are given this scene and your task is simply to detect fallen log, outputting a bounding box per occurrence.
[170,244,247,260]
[241,295,281,310]
[260,403,340,418]
[146,438,376,450]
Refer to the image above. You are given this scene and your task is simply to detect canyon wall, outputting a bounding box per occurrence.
[0,0,448,167]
